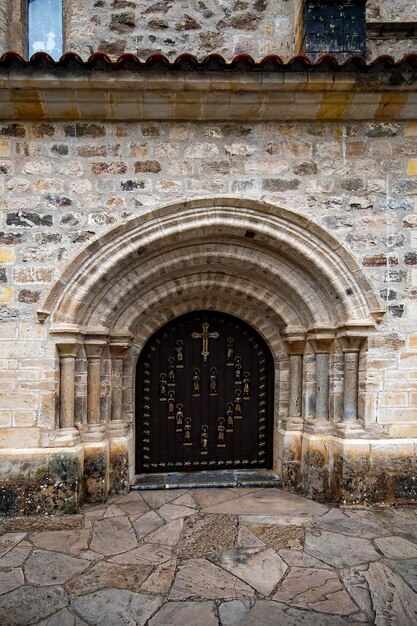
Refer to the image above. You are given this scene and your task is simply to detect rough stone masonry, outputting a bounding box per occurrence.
[0,1,416,515]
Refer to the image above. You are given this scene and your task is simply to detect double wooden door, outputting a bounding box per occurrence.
[136,311,273,473]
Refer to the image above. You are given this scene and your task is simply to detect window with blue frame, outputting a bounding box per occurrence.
[28,0,63,60]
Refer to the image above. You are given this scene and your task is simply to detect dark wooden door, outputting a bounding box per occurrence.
[136,311,273,473]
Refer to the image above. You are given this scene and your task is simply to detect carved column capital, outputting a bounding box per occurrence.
[308,329,336,354]
[282,333,307,356]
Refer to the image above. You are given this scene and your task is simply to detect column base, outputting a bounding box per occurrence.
[107,419,129,438]
[41,427,81,447]
[82,423,107,443]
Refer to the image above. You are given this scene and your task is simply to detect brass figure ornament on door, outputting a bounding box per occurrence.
[175,403,184,431]
[235,356,243,383]
[167,357,176,386]
[192,368,201,397]
[226,338,234,365]
[201,425,209,454]
[175,340,184,368]
[217,417,226,447]
[234,389,243,418]
[226,402,234,432]
[159,373,167,400]
[167,390,175,418]
[183,417,192,446]
[209,367,218,396]
[243,371,250,399]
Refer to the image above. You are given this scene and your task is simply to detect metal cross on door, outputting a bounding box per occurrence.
[136,311,273,474]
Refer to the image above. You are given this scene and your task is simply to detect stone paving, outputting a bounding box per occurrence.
[1,487,417,625]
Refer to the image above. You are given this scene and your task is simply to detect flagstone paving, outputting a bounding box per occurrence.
[1,487,417,625]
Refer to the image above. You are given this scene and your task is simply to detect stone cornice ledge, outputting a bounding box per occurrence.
[1,55,417,121]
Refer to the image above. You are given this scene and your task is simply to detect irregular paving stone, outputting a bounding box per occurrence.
[177,514,237,558]
[169,558,255,600]
[132,511,164,538]
[273,567,358,615]
[66,562,153,596]
[171,492,198,508]
[157,503,197,521]
[304,529,381,568]
[190,487,242,509]
[141,559,177,594]
[314,508,388,539]
[0,585,68,625]
[364,561,417,625]
[240,601,355,625]
[103,505,126,518]
[37,608,88,625]
[30,529,91,555]
[374,535,417,559]
[140,490,187,508]
[148,600,218,626]
[0,568,24,595]
[117,498,149,519]
[0,541,31,567]
[218,599,253,626]
[0,533,27,558]
[90,516,137,556]
[24,549,89,586]
[203,488,328,518]
[72,589,163,626]
[388,558,417,592]
[237,525,265,548]
[340,565,375,623]
[146,518,183,546]
[248,524,304,550]
[110,544,172,565]
[215,547,287,596]
[278,549,332,569]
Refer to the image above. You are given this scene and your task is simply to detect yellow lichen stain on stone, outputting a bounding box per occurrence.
[0,247,16,263]
[375,93,407,120]
[264,23,273,37]
[407,160,417,176]
[316,93,352,120]
[14,100,46,119]
[0,139,11,157]
[0,286,14,303]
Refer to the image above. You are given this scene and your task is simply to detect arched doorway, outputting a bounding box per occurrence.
[135,311,274,474]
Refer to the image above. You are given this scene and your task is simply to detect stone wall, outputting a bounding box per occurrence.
[65,0,294,61]
[0,119,416,439]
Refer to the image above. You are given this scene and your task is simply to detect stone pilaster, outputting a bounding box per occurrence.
[308,329,336,421]
[282,331,306,427]
[84,336,107,430]
[54,336,82,445]
[338,332,368,424]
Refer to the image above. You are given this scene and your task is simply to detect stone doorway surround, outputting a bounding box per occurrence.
[31,196,403,512]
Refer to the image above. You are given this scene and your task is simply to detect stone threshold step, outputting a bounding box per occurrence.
[131,469,281,490]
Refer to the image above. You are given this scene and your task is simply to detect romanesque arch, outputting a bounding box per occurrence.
[40,198,384,499]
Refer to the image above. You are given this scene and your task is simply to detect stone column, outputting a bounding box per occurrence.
[308,331,336,420]
[56,342,79,430]
[338,335,367,423]
[282,333,307,423]
[109,338,131,423]
[84,337,107,427]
